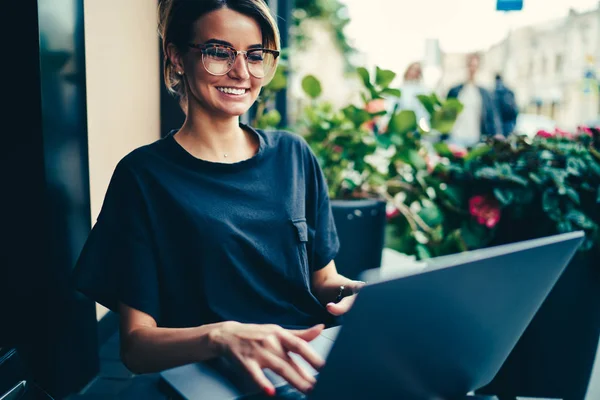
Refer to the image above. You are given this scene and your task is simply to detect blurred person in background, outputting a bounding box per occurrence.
[395,62,430,126]
[447,53,502,147]
[493,73,519,136]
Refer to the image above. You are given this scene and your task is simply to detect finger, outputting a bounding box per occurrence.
[282,351,317,385]
[289,324,324,341]
[326,294,356,316]
[261,352,313,394]
[243,359,276,396]
[279,332,325,371]
[349,281,367,293]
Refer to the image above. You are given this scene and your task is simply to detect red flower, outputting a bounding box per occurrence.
[536,130,553,138]
[447,143,468,158]
[469,195,501,228]
[332,145,343,153]
[554,128,573,139]
[386,204,400,220]
[365,99,386,114]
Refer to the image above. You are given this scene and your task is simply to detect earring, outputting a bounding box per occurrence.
[177,70,184,75]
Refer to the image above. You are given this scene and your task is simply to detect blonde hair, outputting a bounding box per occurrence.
[403,62,422,81]
[158,0,280,102]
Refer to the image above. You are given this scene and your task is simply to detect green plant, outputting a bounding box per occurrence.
[296,67,462,201]
[385,127,600,258]
[252,53,288,129]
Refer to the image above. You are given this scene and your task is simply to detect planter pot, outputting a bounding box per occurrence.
[330,199,386,280]
[478,250,600,400]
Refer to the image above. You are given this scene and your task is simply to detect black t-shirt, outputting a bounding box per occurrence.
[73,125,340,329]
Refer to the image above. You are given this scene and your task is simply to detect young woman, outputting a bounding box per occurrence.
[74,0,364,395]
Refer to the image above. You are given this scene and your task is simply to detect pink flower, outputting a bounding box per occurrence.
[469,195,501,228]
[362,120,377,133]
[386,206,400,220]
[578,126,593,137]
[536,130,554,138]
[365,99,386,114]
[425,153,441,173]
[332,145,343,153]
[554,128,574,139]
[447,143,468,158]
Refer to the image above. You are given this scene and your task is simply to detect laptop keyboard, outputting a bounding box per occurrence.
[239,384,307,400]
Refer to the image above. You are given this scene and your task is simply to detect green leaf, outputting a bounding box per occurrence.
[587,158,600,177]
[474,167,500,180]
[416,94,436,116]
[301,75,322,99]
[431,93,443,106]
[416,244,432,260]
[430,98,464,134]
[255,109,281,129]
[356,67,372,89]
[465,145,492,162]
[493,188,514,206]
[433,142,453,158]
[376,134,393,149]
[557,219,574,233]
[512,188,535,205]
[390,134,404,146]
[388,110,417,135]
[542,189,561,221]
[566,157,585,177]
[460,220,493,249]
[418,205,444,227]
[380,87,402,97]
[440,184,464,207]
[264,65,287,91]
[597,186,600,204]
[265,109,281,127]
[565,209,597,229]
[529,172,545,185]
[565,187,581,205]
[343,178,358,190]
[341,105,371,127]
[375,67,396,88]
[408,149,427,170]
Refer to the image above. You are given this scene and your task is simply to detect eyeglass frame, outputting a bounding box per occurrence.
[187,43,280,78]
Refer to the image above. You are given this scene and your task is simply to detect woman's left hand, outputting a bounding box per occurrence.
[325,281,366,316]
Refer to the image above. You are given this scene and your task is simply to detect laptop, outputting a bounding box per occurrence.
[160,231,584,399]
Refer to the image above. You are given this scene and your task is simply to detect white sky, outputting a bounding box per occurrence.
[342,0,599,76]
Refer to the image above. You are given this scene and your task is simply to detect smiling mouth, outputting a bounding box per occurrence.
[216,87,248,95]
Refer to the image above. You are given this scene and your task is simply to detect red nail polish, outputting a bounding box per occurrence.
[265,386,276,397]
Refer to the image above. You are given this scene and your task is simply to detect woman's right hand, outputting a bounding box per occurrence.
[211,322,326,395]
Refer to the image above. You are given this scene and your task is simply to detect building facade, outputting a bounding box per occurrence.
[439,4,600,130]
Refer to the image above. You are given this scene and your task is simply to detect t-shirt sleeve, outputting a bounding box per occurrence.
[305,145,340,271]
[72,158,161,323]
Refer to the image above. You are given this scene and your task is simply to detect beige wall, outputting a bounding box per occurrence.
[288,19,362,123]
[84,0,161,320]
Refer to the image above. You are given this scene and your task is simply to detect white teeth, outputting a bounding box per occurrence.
[217,87,246,95]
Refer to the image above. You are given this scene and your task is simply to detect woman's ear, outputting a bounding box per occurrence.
[166,43,185,75]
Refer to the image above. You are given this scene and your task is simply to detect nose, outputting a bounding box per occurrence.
[228,52,250,80]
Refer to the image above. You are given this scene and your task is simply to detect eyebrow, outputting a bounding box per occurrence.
[204,39,263,49]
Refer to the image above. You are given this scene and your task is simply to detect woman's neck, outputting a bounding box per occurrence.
[175,102,255,162]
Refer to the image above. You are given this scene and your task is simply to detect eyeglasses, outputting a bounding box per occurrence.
[188,43,279,79]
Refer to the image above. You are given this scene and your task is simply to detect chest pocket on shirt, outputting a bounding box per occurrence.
[291,218,310,288]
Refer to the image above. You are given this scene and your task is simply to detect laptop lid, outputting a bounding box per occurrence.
[309,232,584,400]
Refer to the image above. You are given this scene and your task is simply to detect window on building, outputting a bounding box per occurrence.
[541,57,547,75]
[555,54,563,75]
